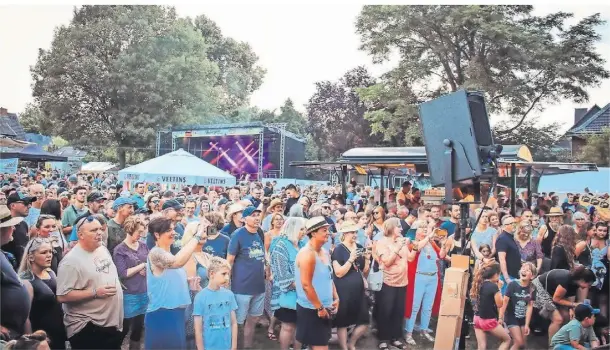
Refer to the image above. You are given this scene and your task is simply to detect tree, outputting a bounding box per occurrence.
[306,67,380,160]
[356,6,609,142]
[491,121,571,162]
[19,103,55,135]
[192,15,266,115]
[253,99,308,136]
[577,128,610,166]
[31,6,221,168]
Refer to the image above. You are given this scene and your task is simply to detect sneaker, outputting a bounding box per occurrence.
[405,335,416,346]
[421,332,435,342]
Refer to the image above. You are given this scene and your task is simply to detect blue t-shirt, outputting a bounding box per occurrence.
[193,287,238,350]
[131,194,145,209]
[24,207,41,229]
[227,227,266,295]
[203,234,231,259]
[440,220,457,236]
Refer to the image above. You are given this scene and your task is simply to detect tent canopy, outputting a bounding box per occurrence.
[81,162,119,173]
[1,144,68,162]
[118,148,236,186]
[538,168,610,194]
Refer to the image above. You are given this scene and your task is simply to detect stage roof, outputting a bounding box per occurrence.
[290,145,597,177]
[164,121,305,143]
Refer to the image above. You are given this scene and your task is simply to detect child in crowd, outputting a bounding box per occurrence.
[550,304,600,350]
[499,262,536,350]
[471,261,511,350]
[193,257,238,350]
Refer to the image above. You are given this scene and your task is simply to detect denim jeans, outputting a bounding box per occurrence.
[405,273,438,333]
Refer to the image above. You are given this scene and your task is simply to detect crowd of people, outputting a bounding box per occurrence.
[0,170,609,350]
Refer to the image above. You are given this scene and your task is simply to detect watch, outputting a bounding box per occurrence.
[317,306,325,312]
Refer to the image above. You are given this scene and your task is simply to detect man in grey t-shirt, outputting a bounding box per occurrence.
[56,215,123,349]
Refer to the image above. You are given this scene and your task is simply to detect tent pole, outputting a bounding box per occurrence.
[380,168,385,207]
[526,166,532,209]
[510,163,517,216]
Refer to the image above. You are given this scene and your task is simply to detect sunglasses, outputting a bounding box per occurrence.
[75,215,96,232]
[28,237,52,253]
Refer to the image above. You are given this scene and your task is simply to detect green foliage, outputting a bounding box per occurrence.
[306,67,381,160]
[31,6,224,168]
[356,5,609,143]
[577,128,610,166]
[19,103,55,135]
[192,15,266,115]
[252,99,308,136]
[491,120,572,162]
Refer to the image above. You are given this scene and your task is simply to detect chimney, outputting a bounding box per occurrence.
[574,108,588,124]
[0,107,7,116]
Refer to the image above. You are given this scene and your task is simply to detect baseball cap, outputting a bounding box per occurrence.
[162,199,184,211]
[6,192,36,206]
[575,304,600,321]
[112,197,135,211]
[242,206,261,218]
[87,192,107,203]
[217,198,229,206]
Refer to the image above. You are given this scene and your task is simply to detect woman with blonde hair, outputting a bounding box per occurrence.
[374,217,416,350]
[270,217,308,350]
[30,215,64,273]
[112,215,149,349]
[263,212,285,341]
[18,238,67,349]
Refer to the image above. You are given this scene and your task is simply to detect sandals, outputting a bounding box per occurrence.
[378,342,390,350]
[267,331,277,341]
[391,340,408,349]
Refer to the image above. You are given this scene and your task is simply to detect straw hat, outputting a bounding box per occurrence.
[337,221,359,234]
[305,216,330,235]
[0,205,24,228]
[269,198,283,209]
[226,204,245,217]
[545,207,564,216]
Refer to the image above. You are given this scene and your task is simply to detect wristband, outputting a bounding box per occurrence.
[92,287,97,299]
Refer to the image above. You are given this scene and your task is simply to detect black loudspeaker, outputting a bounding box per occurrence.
[419,89,500,187]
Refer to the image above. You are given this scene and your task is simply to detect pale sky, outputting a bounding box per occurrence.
[1,3,609,132]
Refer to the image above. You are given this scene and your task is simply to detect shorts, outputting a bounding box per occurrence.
[473,315,499,331]
[234,293,265,325]
[296,304,331,346]
[275,307,297,324]
[505,315,525,328]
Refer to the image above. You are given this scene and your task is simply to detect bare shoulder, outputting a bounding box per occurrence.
[296,247,315,266]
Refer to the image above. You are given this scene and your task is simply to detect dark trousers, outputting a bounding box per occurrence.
[374,283,407,342]
[69,322,123,350]
[122,314,145,342]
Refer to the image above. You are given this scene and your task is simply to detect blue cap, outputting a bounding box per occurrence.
[112,197,135,211]
[242,206,261,218]
[68,175,78,183]
[162,199,184,211]
[575,304,600,321]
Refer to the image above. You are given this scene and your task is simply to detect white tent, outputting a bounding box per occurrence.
[81,162,119,173]
[118,149,236,186]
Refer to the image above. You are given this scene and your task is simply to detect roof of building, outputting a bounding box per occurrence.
[0,113,26,140]
[52,146,88,158]
[566,103,610,135]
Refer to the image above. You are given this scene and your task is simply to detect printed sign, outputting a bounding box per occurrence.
[0,158,18,174]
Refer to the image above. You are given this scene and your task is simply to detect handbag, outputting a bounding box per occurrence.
[279,290,297,310]
[367,259,384,292]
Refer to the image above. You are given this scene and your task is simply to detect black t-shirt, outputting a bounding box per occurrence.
[476,280,500,319]
[1,221,29,267]
[400,219,411,237]
[550,245,571,271]
[495,231,522,278]
[1,251,31,336]
[504,281,534,326]
[284,196,300,216]
[540,269,578,298]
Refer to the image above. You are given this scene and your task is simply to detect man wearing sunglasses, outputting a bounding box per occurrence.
[56,214,124,349]
[496,215,522,295]
[2,192,36,266]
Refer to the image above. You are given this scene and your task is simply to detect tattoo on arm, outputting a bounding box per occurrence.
[149,247,176,269]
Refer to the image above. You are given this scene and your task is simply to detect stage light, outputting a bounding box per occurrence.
[235,142,257,166]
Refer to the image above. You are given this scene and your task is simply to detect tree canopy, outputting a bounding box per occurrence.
[31,5,265,168]
[356,5,609,144]
[306,67,381,160]
[577,128,610,166]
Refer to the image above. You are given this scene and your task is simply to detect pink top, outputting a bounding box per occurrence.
[376,237,409,287]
